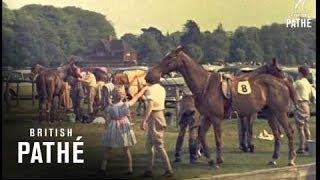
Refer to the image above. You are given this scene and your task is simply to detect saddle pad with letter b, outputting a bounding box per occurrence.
[237,81,251,95]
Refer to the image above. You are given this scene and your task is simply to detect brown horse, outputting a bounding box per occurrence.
[82,67,113,83]
[147,46,296,167]
[234,59,297,153]
[112,70,147,98]
[31,63,72,123]
[30,64,49,80]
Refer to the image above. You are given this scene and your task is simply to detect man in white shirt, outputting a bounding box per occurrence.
[294,66,315,154]
[140,70,174,178]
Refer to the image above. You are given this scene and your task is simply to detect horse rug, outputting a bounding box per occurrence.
[123,70,147,97]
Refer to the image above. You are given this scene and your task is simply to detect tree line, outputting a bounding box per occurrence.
[122,20,316,65]
[2,2,115,67]
[2,3,316,67]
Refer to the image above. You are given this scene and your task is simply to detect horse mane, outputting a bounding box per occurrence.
[180,52,207,73]
[251,63,297,105]
[184,52,205,69]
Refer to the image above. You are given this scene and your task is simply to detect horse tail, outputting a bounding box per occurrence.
[39,74,48,103]
[283,80,297,106]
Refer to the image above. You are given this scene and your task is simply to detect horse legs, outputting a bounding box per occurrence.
[212,119,224,165]
[247,114,256,153]
[266,114,281,165]
[46,80,55,123]
[45,101,51,124]
[39,102,46,123]
[52,96,60,122]
[238,116,248,152]
[46,94,54,123]
[136,99,146,116]
[275,112,296,166]
[198,116,214,165]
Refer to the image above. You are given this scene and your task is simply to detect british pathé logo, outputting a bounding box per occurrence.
[18,128,84,164]
[286,0,312,28]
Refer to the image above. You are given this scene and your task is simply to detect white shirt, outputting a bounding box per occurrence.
[144,83,166,110]
[294,77,314,102]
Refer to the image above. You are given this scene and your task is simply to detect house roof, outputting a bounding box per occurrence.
[101,39,135,53]
[70,55,84,62]
[110,40,124,52]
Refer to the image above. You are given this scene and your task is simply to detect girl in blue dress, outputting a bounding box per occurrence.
[99,85,148,175]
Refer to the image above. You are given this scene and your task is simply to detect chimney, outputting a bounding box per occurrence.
[107,35,113,43]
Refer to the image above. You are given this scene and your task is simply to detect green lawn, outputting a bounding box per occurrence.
[2,100,316,179]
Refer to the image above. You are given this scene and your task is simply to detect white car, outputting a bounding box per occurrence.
[3,69,37,100]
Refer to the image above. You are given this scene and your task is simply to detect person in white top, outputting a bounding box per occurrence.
[140,70,174,178]
[293,66,315,154]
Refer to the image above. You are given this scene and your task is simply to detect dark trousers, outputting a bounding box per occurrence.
[71,85,84,121]
[175,122,200,162]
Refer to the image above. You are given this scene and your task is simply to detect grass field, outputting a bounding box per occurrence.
[2,101,316,179]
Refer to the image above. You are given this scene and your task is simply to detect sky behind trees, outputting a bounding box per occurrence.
[5,0,316,37]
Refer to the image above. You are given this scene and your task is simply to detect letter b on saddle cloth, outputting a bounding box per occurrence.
[221,74,252,118]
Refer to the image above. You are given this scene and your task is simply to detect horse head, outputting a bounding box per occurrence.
[91,67,113,82]
[60,62,83,80]
[111,72,128,85]
[30,64,47,80]
[254,58,285,79]
[148,45,185,78]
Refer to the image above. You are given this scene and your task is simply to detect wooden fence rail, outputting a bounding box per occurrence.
[2,78,184,126]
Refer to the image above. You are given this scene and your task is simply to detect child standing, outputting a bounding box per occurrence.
[98,85,148,175]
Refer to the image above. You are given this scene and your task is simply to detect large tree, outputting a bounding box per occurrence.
[201,24,230,63]
[2,3,116,67]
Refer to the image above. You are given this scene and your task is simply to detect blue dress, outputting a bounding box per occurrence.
[101,102,137,147]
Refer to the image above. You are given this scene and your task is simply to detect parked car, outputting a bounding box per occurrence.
[202,64,224,72]
[111,66,149,73]
[282,67,316,85]
[3,69,37,100]
[160,73,186,108]
[217,65,258,75]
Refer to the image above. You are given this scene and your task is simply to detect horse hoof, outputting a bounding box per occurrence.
[216,158,224,164]
[240,146,249,153]
[288,161,296,166]
[249,145,255,153]
[174,158,182,163]
[208,160,215,166]
[268,161,277,166]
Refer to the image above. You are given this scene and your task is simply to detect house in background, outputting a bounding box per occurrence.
[80,36,138,67]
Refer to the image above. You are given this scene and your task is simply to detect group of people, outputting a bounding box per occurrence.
[63,62,315,177]
[64,65,113,122]
[98,71,174,177]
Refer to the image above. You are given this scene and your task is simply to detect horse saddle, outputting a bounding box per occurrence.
[221,74,233,99]
[221,74,252,98]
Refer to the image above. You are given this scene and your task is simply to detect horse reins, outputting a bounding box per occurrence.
[193,72,212,99]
